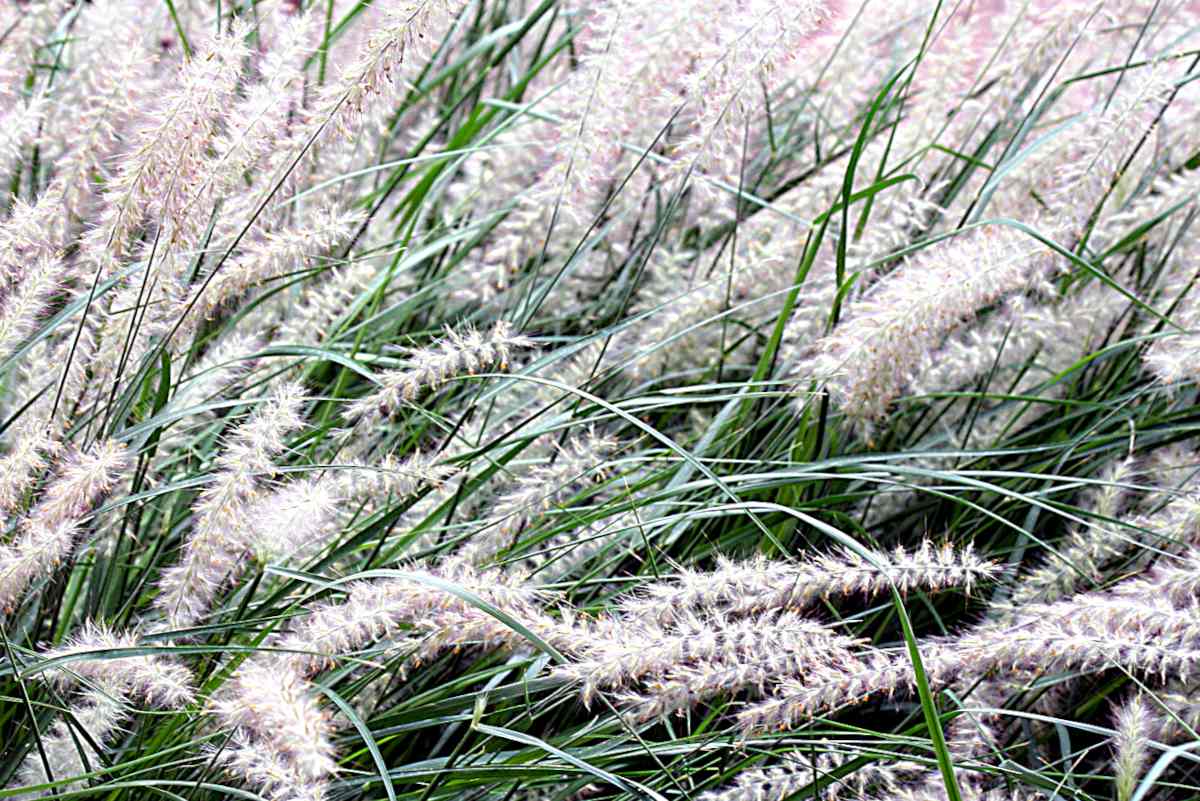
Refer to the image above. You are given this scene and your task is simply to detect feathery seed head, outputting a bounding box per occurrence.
[347,321,535,422]
[32,622,194,707]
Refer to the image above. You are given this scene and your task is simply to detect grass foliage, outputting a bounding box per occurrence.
[2,1,1200,800]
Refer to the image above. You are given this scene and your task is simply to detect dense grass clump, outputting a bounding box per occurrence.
[3,1,1200,800]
